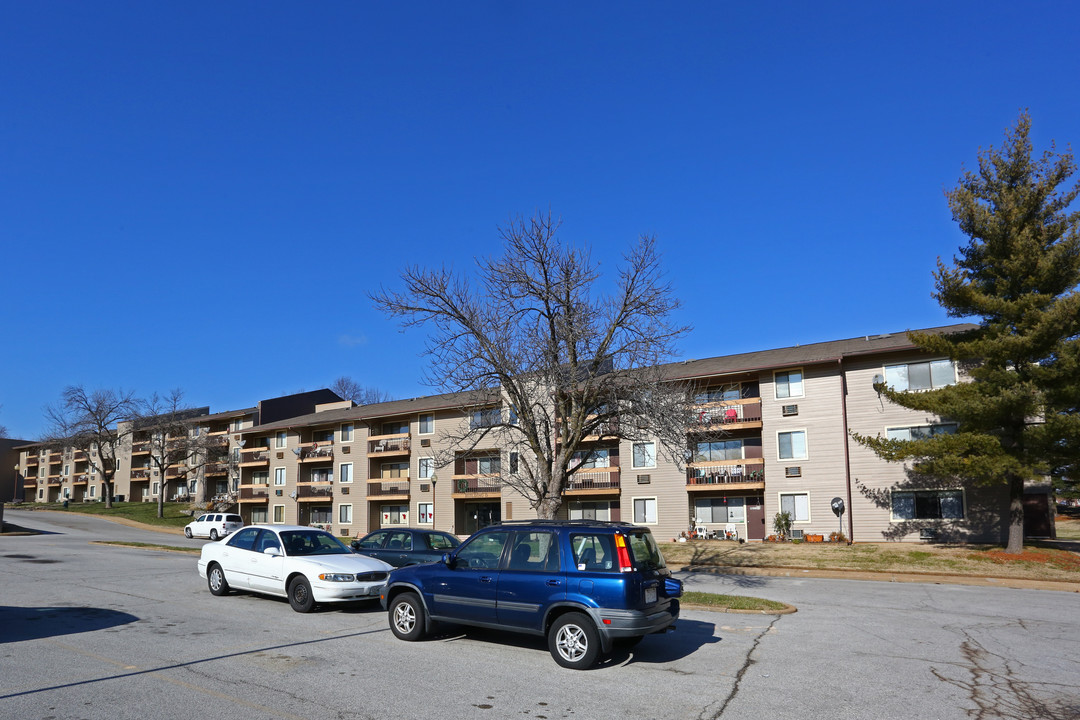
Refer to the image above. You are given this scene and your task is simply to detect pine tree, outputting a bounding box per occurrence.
[854,112,1080,553]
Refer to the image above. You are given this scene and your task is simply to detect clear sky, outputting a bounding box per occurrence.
[1,1,1078,440]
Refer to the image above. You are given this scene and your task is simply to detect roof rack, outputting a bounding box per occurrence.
[490,519,638,528]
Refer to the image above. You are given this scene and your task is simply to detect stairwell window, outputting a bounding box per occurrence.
[419,413,434,435]
[632,442,656,469]
[884,359,956,391]
[633,497,657,524]
[274,468,286,485]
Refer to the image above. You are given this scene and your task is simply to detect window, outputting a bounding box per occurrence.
[779,492,810,522]
[633,497,657,524]
[340,424,353,442]
[892,490,964,520]
[778,430,807,460]
[886,424,958,441]
[273,505,285,523]
[232,418,243,432]
[382,505,408,524]
[250,507,267,524]
[253,471,269,486]
[884,359,956,391]
[274,468,286,485]
[571,448,610,469]
[310,468,333,483]
[569,501,611,521]
[694,384,742,403]
[89,485,96,498]
[775,370,804,399]
[152,482,160,496]
[418,502,434,524]
[507,531,559,572]
[310,507,332,524]
[339,463,353,483]
[477,456,500,475]
[456,531,509,569]
[275,431,287,449]
[694,440,743,462]
[382,462,409,479]
[419,413,434,435]
[470,408,501,429]
[695,496,745,523]
[382,421,409,435]
[339,504,353,524]
[570,533,617,572]
[418,458,434,479]
[189,479,197,493]
[632,442,656,469]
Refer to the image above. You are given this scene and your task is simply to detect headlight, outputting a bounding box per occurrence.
[318,573,355,582]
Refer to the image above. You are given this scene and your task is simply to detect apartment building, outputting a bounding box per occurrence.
[10,326,1050,544]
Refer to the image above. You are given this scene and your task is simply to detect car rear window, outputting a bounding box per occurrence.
[225,515,242,523]
[626,531,666,570]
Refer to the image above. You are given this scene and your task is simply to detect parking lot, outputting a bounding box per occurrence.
[2,510,1079,720]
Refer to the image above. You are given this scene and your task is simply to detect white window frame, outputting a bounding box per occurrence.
[569,500,612,521]
[418,502,434,524]
[275,431,287,449]
[152,481,160,496]
[340,424,354,442]
[418,457,435,480]
[89,485,96,498]
[632,496,658,525]
[339,462,353,483]
[338,504,353,524]
[382,504,408,525]
[774,368,804,399]
[272,504,285,524]
[778,492,811,523]
[890,488,966,521]
[418,413,434,435]
[632,442,656,469]
[883,359,957,392]
[274,467,286,486]
[777,429,808,461]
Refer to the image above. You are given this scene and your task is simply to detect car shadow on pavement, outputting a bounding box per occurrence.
[0,606,139,643]
[430,617,719,668]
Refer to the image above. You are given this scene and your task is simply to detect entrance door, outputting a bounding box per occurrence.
[463,502,501,535]
[745,495,766,540]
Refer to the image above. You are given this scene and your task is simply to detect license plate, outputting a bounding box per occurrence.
[645,586,657,604]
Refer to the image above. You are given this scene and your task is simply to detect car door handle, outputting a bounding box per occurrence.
[479,576,493,583]
[546,579,562,587]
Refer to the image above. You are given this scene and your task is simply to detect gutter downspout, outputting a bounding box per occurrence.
[838,358,855,544]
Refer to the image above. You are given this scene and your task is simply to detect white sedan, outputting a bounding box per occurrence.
[197,525,394,612]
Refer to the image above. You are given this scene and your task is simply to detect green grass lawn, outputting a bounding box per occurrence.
[25,501,195,529]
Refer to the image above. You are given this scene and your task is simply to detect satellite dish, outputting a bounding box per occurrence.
[237,439,247,447]
[289,491,297,499]
[291,448,302,456]
[831,497,845,517]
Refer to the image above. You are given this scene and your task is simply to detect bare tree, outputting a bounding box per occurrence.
[137,390,217,519]
[44,387,139,510]
[373,212,699,519]
[329,377,394,405]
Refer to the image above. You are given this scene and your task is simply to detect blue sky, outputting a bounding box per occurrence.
[2,2,1078,440]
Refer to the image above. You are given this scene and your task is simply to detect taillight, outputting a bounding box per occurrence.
[614,533,633,573]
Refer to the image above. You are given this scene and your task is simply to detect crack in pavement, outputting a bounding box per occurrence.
[699,615,780,720]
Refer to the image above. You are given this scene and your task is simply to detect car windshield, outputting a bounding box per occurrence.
[626,531,667,570]
[280,531,350,556]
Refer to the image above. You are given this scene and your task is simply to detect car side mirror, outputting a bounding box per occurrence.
[350,541,361,551]
[442,552,455,568]
[263,546,282,556]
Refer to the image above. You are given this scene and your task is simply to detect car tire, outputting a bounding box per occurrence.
[288,576,316,613]
[548,612,601,670]
[389,593,426,641]
[207,563,229,596]
[209,529,219,541]
[184,527,193,539]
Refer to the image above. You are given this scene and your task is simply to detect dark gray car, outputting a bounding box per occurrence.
[351,528,461,567]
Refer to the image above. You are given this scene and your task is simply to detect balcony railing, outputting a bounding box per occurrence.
[687,461,765,486]
[451,476,504,494]
[239,448,270,465]
[368,434,410,456]
[565,470,621,492]
[691,400,763,428]
[204,462,229,476]
[366,481,410,497]
[131,442,151,454]
[239,486,270,500]
[298,485,334,499]
[130,469,151,480]
[298,442,334,461]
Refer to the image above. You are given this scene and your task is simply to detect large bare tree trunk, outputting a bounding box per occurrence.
[1005,475,1025,554]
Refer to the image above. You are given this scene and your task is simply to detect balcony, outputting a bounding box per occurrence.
[25,456,38,467]
[204,462,229,477]
[239,485,270,503]
[297,441,334,463]
[165,465,188,479]
[131,442,151,455]
[130,469,151,480]
[689,399,763,431]
[72,451,88,462]
[687,460,765,490]
[451,475,503,498]
[366,479,410,500]
[564,470,621,495]
[368,433,410,457]
[23,477,37,487]
[72,474,91,485]
[297,485,334,502]
[239,448,270,467]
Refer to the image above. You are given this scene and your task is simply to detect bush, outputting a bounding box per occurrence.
[829,531,847,543]
[773,511,792,539]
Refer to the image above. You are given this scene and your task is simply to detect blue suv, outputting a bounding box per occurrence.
[380,519,682,669]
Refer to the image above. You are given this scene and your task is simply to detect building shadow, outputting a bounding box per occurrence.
[0,606,139,644]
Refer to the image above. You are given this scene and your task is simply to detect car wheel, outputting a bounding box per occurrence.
[207,564,229,596]
[549,612,601,669]
[209,529,219,541]
[288,576,316,613]
[389,593,426,641]
[184,527,193,538]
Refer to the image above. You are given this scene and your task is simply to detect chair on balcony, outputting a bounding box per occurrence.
[724,408,738,422]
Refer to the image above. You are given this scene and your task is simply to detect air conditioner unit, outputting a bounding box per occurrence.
[920,528,937,541]
[782,404,799,416]
[276,451,284,459]
[341,487,349,494]
[637,474,651,484]
[784,466,802,478]
[275,489,283,496]
[790,529,804,540]
[342,446,351,454]
[421,439,431,448]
